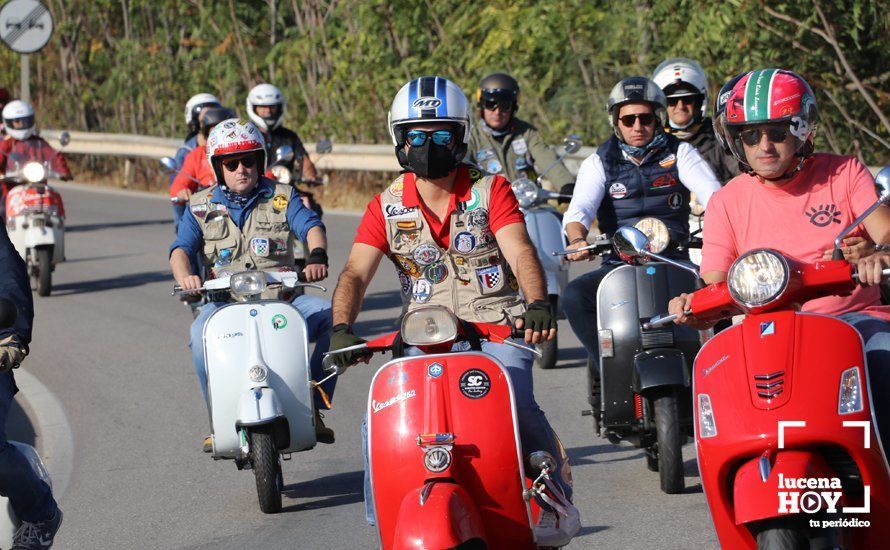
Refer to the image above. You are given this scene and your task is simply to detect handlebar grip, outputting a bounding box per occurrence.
[511,326,524,339]
[297,271,307,283]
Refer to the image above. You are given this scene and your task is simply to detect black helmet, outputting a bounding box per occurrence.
[200,107,237,138]
[712,72,751,155]
[606,76,667,140]
[476,72,520,112]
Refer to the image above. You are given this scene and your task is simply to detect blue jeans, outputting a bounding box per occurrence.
[839,312,890,452]
[361,338,572,525]
[0,372,57,522]
[189,294,334,409]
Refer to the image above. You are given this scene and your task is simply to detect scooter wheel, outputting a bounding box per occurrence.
[535,332,558,369]
[653,389,684,494]
[249,427,283,513]
[36,248,52,297]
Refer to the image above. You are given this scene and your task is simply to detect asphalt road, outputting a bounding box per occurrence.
[11,182,718,549]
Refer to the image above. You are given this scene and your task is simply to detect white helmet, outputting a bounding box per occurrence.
[2,100,36,140]
[246,84,285,132]
[205,118,266,185]
[652,57,709,119]
[387,76,471,146]
[184,93,221,131]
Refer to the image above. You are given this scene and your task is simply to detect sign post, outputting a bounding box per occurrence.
[0,0,54,103]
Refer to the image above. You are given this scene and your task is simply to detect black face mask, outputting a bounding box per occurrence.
[404,140,460,179]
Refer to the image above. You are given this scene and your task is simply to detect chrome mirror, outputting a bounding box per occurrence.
[875,166,890,199]
[58,132,71,147]
[613,226,651,260]
[562,134,582,155]
[273,145,295,165]
[159,156,177,171]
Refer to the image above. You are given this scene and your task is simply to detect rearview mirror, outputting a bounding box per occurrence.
[613,226,651,261]
[159,157,177,172]
[875,166,889,198]
[315,139,333,154]
[273,145,295,165]
[59,132,71,147]
[562,134,582,155]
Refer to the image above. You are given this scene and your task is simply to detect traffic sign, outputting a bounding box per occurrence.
[0,0,53,54]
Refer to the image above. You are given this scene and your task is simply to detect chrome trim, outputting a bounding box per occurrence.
[759,451,771,483]
[420,480,435,506]
[753,370,785,381]
[727,249,790,309]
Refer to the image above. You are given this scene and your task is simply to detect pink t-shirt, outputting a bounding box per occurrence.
[701,153,890,321]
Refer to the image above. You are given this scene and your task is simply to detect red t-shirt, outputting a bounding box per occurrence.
[170,145,216,197]
[355,165,525,254]
[701,153,890,321]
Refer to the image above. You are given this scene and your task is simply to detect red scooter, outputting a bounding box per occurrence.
[323,305,577,549]
[636,195,890,549]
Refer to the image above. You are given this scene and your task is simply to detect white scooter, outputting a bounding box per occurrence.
[509,135,579,369]
[173,270,326,514]
[0,298,54,547]
[3,133,71,297]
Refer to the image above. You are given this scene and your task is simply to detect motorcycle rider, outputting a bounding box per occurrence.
[328,76,580,546]
[246,84,322,215]
[652,58,739,184]
[169,93,221,226]
[0,100,72,220]
[667,68,890,448]
[561,76,720,373]
[467,73,574,192]
[169,118,336,448]
[0,223,63,548]
[169,107,236,202]
[0,88,10,134]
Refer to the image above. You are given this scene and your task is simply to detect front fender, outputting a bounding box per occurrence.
[733,450,835,525]
[390,481,486,549]
[236,387,283,427]
[633,348,689,393]
[25,229,55,249]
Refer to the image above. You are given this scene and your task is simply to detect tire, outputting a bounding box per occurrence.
[36,248,52,297]
[249,427,283,514]
[535,332,558,369]
[653,389,684,494]
[586,356,601,435]
[756,526,807,550]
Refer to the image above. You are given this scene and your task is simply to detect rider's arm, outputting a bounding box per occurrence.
[526,128,574,191]
[676,142,721,209]
[497,223,548,303]
[0,224,33,345]
[285,187,324,242]
[168,208,202,285]
[301,155,318,182]
[332,243,384,326]
[562,153,606,240]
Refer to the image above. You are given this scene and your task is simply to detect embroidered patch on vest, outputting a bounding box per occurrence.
[251,237,270,257]
[216,248,234,266]
[272,194,289,210]
[396,220,417,230]
[384,204,418,220]
[453,231,477,254]
[511,138,528,155]
[425,262,448,284]
[467,208,488,228]
[476,265,502,289]
[394,230,420,247]
[393,255,424,277]
[485,159,502,174]
[412,278,433,303]
[389,180,404,198]
[413,244,441,266]
[668,192,683,210]
[650,174,677,189]
[190,203,208,218]
[659,154,677,168]
[609,182,628,199]
[398,271,411,295]
[465,188,482,211]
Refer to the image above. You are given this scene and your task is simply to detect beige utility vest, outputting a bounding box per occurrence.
[381,168,526,324]
[189,182,296,279]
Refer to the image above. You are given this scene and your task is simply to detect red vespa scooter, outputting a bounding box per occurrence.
[323,305,576,549]
[637,196,890,549]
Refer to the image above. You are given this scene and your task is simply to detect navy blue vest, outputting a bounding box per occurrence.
[596,134,690,242]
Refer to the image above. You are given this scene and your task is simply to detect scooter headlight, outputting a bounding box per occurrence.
[270,165,292,184]
[727,249,789,308]
[838,367,864,415]
[22,162,46,183]
[511,178,539,209]
[230,271,267,298]
[633,217,670,254]
[401,306,458,347]
[698,393,718,438]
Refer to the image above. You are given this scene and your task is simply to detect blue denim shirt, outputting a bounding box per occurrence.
[169,177,324,260]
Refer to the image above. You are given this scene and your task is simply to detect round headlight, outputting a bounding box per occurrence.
[230,271,267,297]
[511,178,539,209]
[401,305,458,347]
[270,165,292,184]
[727,249,789,308]
[634,217,670,254]
[22,162,46,183]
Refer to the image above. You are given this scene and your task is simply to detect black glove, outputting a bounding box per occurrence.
[328,324,369,370]
[557,184,574,204]
[307,247,329,267]
[519,300,556,333]
[0,336,27,373]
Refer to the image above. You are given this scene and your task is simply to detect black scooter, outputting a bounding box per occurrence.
[559,220,703,494]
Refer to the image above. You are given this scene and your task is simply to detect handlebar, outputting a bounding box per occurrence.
[172,270,327,297]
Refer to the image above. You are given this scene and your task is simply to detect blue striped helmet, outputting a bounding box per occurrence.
[387,76,471,146]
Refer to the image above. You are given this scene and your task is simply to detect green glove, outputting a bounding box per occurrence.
[328,324,369,370]
[0,336,27,373]
[519,300,556,333]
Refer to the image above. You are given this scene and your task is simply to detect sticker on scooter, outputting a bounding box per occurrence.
[428,362,444,378]
[424,447,452,473]
[459,369,491,399]
[272,314,287,330]
[761,321,775,337]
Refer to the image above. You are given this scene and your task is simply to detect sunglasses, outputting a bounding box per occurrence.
[483,99,513,112]
[667,95,703,107]
[405,129,455,147]
[738,126,789,147]
[618,113,655,127]
[221,155,257,171]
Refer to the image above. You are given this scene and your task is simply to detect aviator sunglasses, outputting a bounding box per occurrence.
[738,126,790,147]
[618,113,655,127]
[405,129,455,147]
[483,99,514,112]
[221,155,257,171]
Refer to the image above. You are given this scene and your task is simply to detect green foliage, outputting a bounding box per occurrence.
[0,0,886,164]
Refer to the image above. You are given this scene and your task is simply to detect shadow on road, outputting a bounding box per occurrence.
[555,346,588,369]
[64,253,137,264]
[66,218,171,233]
[565,443,645,465]
[281,470,364,513]
[576,525,611,538]
[361,290,401,313]
[354,317,399,338]
[52,270,171,295]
